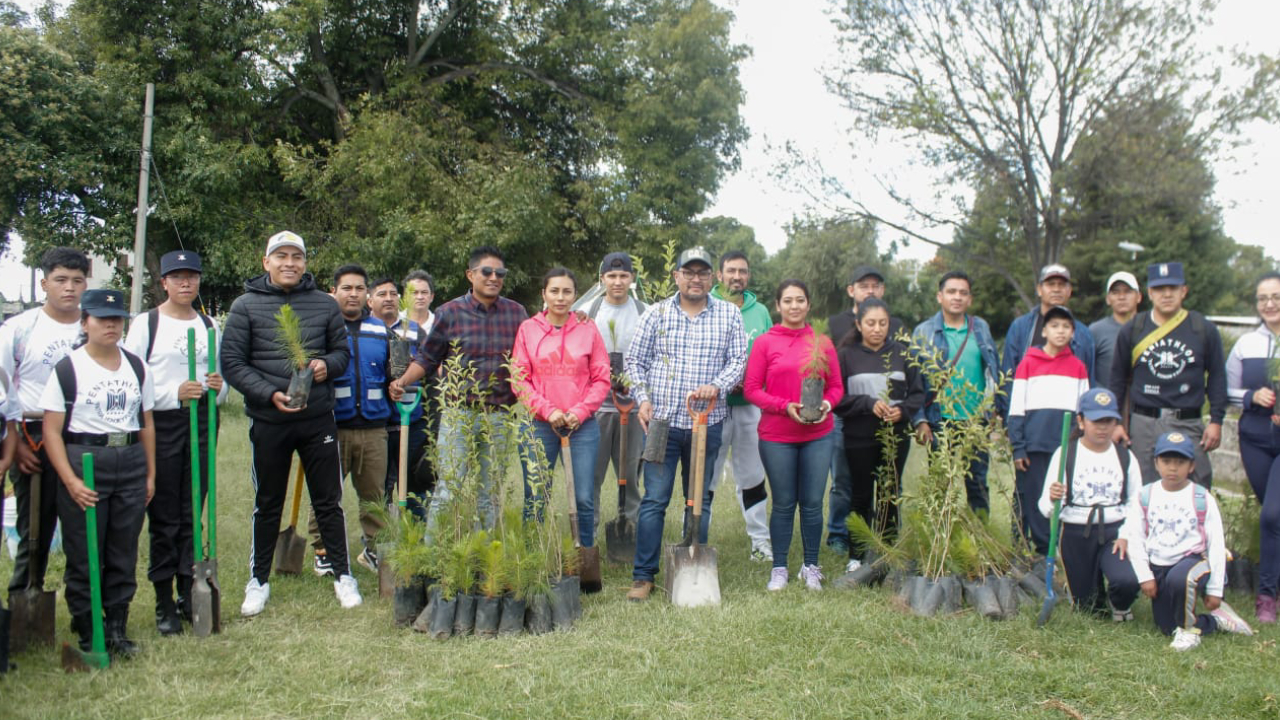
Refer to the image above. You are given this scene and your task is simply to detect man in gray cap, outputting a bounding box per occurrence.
[624,247,747,601]
[1001,263,1097,416]
[1089,271,1142,385]
[1109,262,1226,488]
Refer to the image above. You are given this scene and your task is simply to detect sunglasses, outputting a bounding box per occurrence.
[475,266,508,279]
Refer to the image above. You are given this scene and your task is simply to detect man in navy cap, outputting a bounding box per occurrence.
[1109,262,1226,488]
[123,250,226,635]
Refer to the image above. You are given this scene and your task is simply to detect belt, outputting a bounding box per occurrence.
[65,431,140,448]
[1131,406,1200,421]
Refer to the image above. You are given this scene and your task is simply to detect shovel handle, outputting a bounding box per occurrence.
[612,390,635,415]
[81,453,106,657]
[554,426,583,549]
[685,393,717,425]
[206,326,218,560]
[189,329,204,566]
[287,462,305,526]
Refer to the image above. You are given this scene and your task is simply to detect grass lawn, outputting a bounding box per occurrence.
[2,405,1277,719]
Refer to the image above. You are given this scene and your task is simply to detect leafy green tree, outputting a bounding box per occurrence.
[771,216,881,321]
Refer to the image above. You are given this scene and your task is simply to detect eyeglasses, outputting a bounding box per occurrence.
[476,267,508,279]
[679,269,712,280]
[1257,294,1280,306]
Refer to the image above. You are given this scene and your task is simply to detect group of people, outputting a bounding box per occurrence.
[0,236,1276,660]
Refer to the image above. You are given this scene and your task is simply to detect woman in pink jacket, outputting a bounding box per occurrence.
[744,280,844,591]
[512,267,610,546]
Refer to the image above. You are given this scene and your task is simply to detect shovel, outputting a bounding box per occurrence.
[275,463,307,575]
[10,459,56,652]
[663,394,720,607]
[61,452,109,672]
[0,475,9,673]
[190,328,221,636]
[604,391,637,565]
[380,389,422,599]
[1037,411,1073,628]
[555,424,602,594]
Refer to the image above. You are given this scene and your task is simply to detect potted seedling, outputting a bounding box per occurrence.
[376,508,432,628]
[606,319,629,396]
[551,535,581,630]
[474,537,505,638]
[388,293,414,380]
[274,305,316,409]
[798,334,832,423]
[498,523,532,636]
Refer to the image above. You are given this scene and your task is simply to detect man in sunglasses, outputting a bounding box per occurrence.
[392,246,527,531]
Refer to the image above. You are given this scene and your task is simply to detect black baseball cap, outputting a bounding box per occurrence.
[1043,305,1075,324]
[599,252,634,275]
[160,250,202,276]
[850,265,884,284]
[81,289,130,318]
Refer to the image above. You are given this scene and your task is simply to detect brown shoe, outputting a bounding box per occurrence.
[627,580,654,602]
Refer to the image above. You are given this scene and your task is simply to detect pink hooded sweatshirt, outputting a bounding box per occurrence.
[511,311,611,422]
[743,324,844,443]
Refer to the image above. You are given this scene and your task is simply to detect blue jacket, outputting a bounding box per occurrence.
[334,315,392,424]
[386,316,425,424]
[1001,307,1096,418]
[911,312,1002,425]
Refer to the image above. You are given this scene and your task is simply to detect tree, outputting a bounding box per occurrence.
[822,0,1279,307]
[771,216,881,321]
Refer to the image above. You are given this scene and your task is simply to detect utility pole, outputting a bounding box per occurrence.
[130,83,155,314]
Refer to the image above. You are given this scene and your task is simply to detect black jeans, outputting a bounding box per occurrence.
[147,407,217,583]
[6,428,59,595]
[1058,521,1139,613]
[844,426,910,561]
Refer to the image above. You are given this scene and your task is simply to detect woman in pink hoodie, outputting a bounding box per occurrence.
[744,280,844,591]
[512,267,610,547]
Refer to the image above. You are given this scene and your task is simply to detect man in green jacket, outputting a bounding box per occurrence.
[709,251,774,561]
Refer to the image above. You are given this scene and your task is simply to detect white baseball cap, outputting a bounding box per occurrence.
[1105,271,1139,292]
[266,231,306,256]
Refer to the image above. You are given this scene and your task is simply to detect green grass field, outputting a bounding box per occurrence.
[2,406,1277,719]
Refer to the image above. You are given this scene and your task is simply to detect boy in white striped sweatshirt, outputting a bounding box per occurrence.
[1118,432,1253,650]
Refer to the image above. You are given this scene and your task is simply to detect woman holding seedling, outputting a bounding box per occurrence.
[1226,270,1280,624]
[833,297,924,578]
[743,280,842,591]
[40,289,156,657]
[512,267,611,547]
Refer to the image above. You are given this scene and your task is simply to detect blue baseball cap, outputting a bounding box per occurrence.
[1078,387,1122,421]
[1147,262,1185,288]
[1155,431,1196,459]
[81,289,130,318]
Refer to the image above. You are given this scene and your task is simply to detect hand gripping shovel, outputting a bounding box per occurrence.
[554,424,602,594]
[61,453,109,672]
[10,463,57,652]
[1037,411,1073,628]
[380,388,422,599]
[663,395,721,607]
[604,391,637,565]
[190,328,221,636]
[275,463,307,575]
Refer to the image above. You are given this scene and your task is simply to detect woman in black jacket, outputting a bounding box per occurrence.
[834,298,924,574]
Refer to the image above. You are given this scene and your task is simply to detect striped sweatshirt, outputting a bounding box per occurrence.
[1007,346,1090,459]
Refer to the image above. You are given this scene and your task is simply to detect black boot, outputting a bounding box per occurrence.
[70,612,94,652]
[176,575,193,624]
[104,605,139,658]
[154,579,182,636]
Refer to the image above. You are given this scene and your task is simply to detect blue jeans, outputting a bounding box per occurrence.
[522,417,600,547]
[826,415,853,545]
[429,408,514,538]
[759,433,833,568]
[633,421,723,582]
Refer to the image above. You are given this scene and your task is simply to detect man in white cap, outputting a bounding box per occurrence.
[1089,271,1142,385]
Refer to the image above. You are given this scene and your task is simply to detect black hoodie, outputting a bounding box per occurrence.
[222,272,350,423]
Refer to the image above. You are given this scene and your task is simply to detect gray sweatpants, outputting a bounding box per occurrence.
[1129,412,1213,488]
[592,409,643,529]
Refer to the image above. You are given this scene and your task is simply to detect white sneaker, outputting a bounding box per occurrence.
[800,564,824,591]
[335,574,363,609]
[241,578,269,617]
[845,559,862,574]
[766,567,789,591]
[750,543,774,563]
[1211,601,1254,636]
[1170,627,1201,651]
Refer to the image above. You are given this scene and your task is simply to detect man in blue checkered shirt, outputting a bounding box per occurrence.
[624,247,748,601]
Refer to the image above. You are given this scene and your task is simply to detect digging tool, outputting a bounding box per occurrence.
[61,453,109,672]
[1037,411,1073,628]
[380,388,422,598]
[663,394,720,607]
[0,474,9,673]
[604,391,637,564]
[10,451,56,652]
[555,424,602,593]
[274,463,307,575]
[190,328,221,636]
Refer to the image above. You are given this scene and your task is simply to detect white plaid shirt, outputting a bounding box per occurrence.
[625,294,747,429]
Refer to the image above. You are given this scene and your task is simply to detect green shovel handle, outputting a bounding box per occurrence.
[206,325,218,560]
[397,386,422,425]
[82,453,107,658]
[188,329,203,565]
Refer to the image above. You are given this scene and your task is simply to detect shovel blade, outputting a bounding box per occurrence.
[578,547,603,594]
[604,517,636,565]
[191,560,221,637]
[662,543,720,607]
[61,641,109,672]
[9,586,56,651]
[274,528,306,576]
[0,604,10,673]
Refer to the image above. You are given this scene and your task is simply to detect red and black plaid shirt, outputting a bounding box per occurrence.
[415,291,528,408]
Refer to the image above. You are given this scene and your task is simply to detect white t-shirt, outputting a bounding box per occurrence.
[1120,481,1225,597]
[123,311,227,412]
[0,307,81,418]
[592,298,644,413]
[1038,441,1143,526]
[40,347,156,434]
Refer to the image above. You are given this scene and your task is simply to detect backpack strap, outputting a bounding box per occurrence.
[123,349,147,427]
[632,296,645,314]
[1193,483,1208,549]
[54,356,77,434]
[1139,484,1152,537]
[1115,442,1130,505]
[588,296,604,318]
[145,308,160,361]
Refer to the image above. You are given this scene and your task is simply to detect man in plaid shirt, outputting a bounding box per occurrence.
[393,246,527,532]
[625,247,748,601]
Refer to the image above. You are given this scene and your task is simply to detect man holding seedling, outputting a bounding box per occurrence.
[624,247,748,602]
[1110,262,1226,489]
[222,231,361,616]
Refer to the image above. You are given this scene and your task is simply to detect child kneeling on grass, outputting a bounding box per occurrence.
[1118,431,1253,650]
[1039,387,1142,621]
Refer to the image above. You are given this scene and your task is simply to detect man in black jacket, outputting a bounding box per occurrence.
[222,231,361,616]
